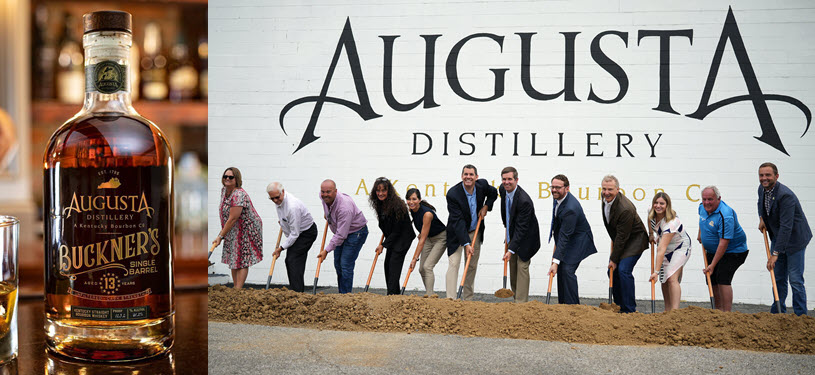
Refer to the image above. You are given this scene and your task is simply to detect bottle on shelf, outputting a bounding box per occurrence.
[197,36,207,100]
[32,4,57,100]
[130,42,140,101]
[140,21,168,101]
[168,31,197,102]
[56,13,84,104]
[43,10,174,361]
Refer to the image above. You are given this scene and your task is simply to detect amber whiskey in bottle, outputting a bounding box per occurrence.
[43,11,174,361]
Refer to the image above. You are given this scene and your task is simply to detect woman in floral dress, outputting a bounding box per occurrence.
[212,167,263,288]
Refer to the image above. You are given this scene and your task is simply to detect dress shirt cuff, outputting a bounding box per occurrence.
[463,242,471,248]
[507,249,515,254]
[552,258,561,265]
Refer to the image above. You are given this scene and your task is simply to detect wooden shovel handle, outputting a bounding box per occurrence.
[700,246,715,299]
[503,241,508,277]
[608,241,614,288]
[546,244,556,294]
[315,221,329,279]
[268,228,283,276]
[402,232,426,289]
[762,229,781,303]
[365,235,385,287]
[459,216,484,288]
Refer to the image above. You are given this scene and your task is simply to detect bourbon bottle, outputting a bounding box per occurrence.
[43,11,174,361]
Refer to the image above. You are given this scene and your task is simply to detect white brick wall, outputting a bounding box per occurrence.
[209,0,815,306]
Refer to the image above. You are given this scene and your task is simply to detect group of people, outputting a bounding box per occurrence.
[213,162,810,315]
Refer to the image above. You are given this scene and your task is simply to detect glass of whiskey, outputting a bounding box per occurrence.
[0,216,18,364]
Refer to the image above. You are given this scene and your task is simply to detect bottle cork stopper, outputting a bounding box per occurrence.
[83,10,132,34]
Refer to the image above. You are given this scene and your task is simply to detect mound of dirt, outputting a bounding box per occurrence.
[208,286,815,354]
[493,288,514,298]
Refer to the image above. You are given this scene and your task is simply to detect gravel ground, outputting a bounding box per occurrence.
[208,323,815,374]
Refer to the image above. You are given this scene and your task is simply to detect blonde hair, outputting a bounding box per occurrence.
[648,192,676,226]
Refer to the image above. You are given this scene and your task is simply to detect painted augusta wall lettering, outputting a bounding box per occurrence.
[279,7,810,156]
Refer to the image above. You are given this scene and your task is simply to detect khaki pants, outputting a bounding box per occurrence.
[418,231,447,295]
[446,230,481,300]
[509,253,530,303]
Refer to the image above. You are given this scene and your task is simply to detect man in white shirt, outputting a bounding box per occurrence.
[268,182,318,292]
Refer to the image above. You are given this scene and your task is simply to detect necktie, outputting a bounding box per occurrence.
[764,189,772,216]
[549,199,557,242]
[506,195,512,243]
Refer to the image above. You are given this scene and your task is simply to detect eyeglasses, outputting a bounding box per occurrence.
[268,194,281,201]
[222,175,235,180]
[551,186,566,190]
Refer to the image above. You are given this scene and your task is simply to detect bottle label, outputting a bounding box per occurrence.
[86,61,127,94]
[45,166,171,320]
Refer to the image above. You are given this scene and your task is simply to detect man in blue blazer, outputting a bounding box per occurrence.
[547,174,597,304]
[758,162,812,316]
[445,164,498,300]
[498,167,540,303]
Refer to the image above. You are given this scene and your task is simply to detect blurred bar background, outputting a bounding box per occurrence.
[0,0,208,297]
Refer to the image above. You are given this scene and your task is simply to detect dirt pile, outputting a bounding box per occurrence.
[208,286,815,354]
[493,288,514,298]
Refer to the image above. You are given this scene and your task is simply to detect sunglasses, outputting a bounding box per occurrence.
[222,175,235,180]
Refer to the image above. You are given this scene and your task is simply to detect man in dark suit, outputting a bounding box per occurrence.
[547,174,597,304]
[601,175,649,313]
[498,167,540,303]
[445,164,498,300]
[758,162,812,316]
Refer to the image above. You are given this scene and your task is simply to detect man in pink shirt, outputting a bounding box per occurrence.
[318,179,369,293]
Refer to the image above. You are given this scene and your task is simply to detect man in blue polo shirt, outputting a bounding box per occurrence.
[697,185,749,312]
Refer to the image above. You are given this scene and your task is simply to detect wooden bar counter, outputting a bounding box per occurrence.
[4,287,207,374]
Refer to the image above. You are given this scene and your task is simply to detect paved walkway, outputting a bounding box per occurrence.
[209,323,815,374]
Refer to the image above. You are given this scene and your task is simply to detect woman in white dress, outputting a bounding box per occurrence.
[648,192,692,311]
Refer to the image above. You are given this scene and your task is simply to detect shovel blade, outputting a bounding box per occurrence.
[456,285,463,300]
[266,276,272,290]
[400,286,406,295]
[312,277,318,295]
[546,292,551,304]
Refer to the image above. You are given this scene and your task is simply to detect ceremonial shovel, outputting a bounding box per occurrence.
[762,229,783,313]
[312,222,329,295]
[608,242,614,305]
[401,234,425,295]
[545,245,556,304]
[649,228,657,314]
[265,228,283,289]
[207,243,216,260]
[700,247,716,309]
[457,216,483,300]
[494,235,514,298]
[363,235,385,293]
